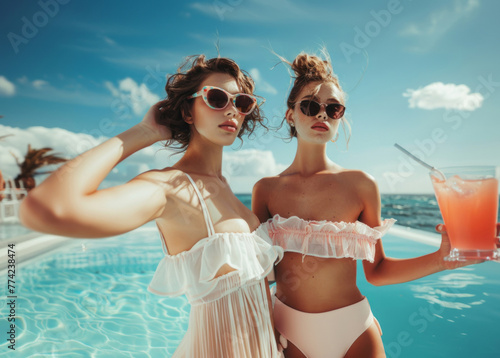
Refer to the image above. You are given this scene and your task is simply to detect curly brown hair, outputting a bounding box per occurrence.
[158,55,265,151]
[284,52,351,144]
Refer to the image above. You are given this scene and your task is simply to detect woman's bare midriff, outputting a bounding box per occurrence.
[275,252,364,313]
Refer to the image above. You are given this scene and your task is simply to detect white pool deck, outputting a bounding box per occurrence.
[1,231,73,271]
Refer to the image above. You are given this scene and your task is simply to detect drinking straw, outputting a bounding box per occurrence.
[394,143,446,181]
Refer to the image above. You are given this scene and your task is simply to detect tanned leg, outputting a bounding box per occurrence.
[344,323,386,358]
[282,339,307,358]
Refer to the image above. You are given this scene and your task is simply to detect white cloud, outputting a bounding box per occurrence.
[32,80,49,89]
[190,0,339,23]
[403,82,483,111]
[13,75,112,108]
[401,0,479,36]
[400,0,479,51]
[99,35,116,46]
[223,149,286,193]
[0,76,16,96]
[17,76,49,89]
[249,68,278,95]
[189,33,261,46]
[17,76,28,85]
[0,125,173,187]
[105,78,161,116]
[102,50,180,70]
[70,40,181,71]
[0,125,106,181]
[104,81,120,97]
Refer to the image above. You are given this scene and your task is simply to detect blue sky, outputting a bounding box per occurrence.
[1,0,499,193]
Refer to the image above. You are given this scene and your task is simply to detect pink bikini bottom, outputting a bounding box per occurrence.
[274,296,381,358]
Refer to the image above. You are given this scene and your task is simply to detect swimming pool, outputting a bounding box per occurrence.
[1,223,499,357]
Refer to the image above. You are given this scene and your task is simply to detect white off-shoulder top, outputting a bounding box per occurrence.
[148,173,283,358]
[148,230,282,302]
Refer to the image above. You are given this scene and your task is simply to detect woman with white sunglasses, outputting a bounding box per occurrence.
[20,55,283,358]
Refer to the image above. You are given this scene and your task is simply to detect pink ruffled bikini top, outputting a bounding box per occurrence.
[258,214,396,263]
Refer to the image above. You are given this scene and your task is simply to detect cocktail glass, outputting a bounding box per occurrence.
[430,166,499,261]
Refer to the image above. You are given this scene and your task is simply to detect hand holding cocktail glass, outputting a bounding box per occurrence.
[395,144,500,261]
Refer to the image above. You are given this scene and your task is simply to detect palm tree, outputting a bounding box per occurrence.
[0,134,13,200]
[12,145,68,191]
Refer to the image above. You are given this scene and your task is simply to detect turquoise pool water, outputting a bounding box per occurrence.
[365,233,500,358]
[1,222,499,357]
[0,223,33,243]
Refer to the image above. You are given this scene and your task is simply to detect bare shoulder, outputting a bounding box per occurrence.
[132,168,188,193]
[133,168,194,221]
[252,176,280,221]
[134,167,183,180]
[252,175,280,205]
[340,168,376,184]
[338,169,379,194]
[253,175,280,195]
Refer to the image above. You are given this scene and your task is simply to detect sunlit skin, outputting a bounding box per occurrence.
[253,81,498,358]
[19,72,276,353]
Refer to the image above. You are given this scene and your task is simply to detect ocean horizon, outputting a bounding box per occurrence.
[235,193,500,234]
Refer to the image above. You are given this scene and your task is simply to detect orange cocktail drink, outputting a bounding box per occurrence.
[431,166,499,261]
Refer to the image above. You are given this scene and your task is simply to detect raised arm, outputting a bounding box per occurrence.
[360,174,454,286]
[19,101,172,238]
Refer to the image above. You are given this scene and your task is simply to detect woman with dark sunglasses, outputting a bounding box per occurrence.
[252,52,492,358]
[20,55,283,357]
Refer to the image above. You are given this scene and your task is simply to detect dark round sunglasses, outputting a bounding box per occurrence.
[298,100,345,119]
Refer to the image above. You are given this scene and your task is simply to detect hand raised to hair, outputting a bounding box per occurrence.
[138,99,172,143]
